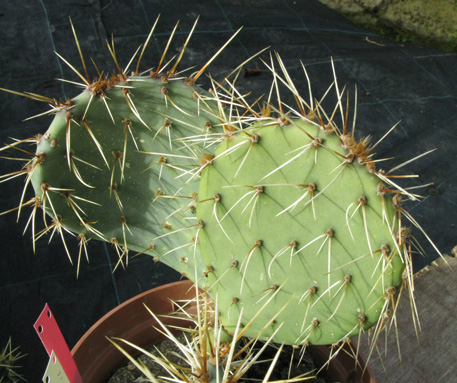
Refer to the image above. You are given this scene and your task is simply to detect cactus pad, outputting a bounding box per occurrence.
[197,117,405,345]
[28,75,222,276]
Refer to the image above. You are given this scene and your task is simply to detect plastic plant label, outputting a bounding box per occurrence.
[43,351,71,383]
[34,304,83,383]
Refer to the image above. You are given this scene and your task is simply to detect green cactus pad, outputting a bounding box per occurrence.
[30,75,221,276]
[197,117,405,345]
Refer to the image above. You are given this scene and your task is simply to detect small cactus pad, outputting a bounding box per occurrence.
[197,117,405,345]
[29,75,221,275]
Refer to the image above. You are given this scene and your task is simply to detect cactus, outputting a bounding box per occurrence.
[196,116,404,345]
[1,18,443,365]
[27,73,222,277]
[108,291,313,383]
[1,19,245,277]
[0,338,26,383]
[193,55,442,350]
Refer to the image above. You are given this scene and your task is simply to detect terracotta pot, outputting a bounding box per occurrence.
[71,280,374,383]
[71,280,196,383]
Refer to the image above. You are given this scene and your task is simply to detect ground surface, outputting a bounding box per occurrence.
[318,0,457,52]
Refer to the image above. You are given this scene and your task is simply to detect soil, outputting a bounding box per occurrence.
[317,0,457,52]
[107,333,328,383]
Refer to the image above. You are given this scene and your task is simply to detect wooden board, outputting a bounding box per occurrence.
[358,254,457,383]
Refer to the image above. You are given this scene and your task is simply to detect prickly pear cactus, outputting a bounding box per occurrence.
[1,19,441,355]
[197,117,405,345]
[28,74,221,276]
